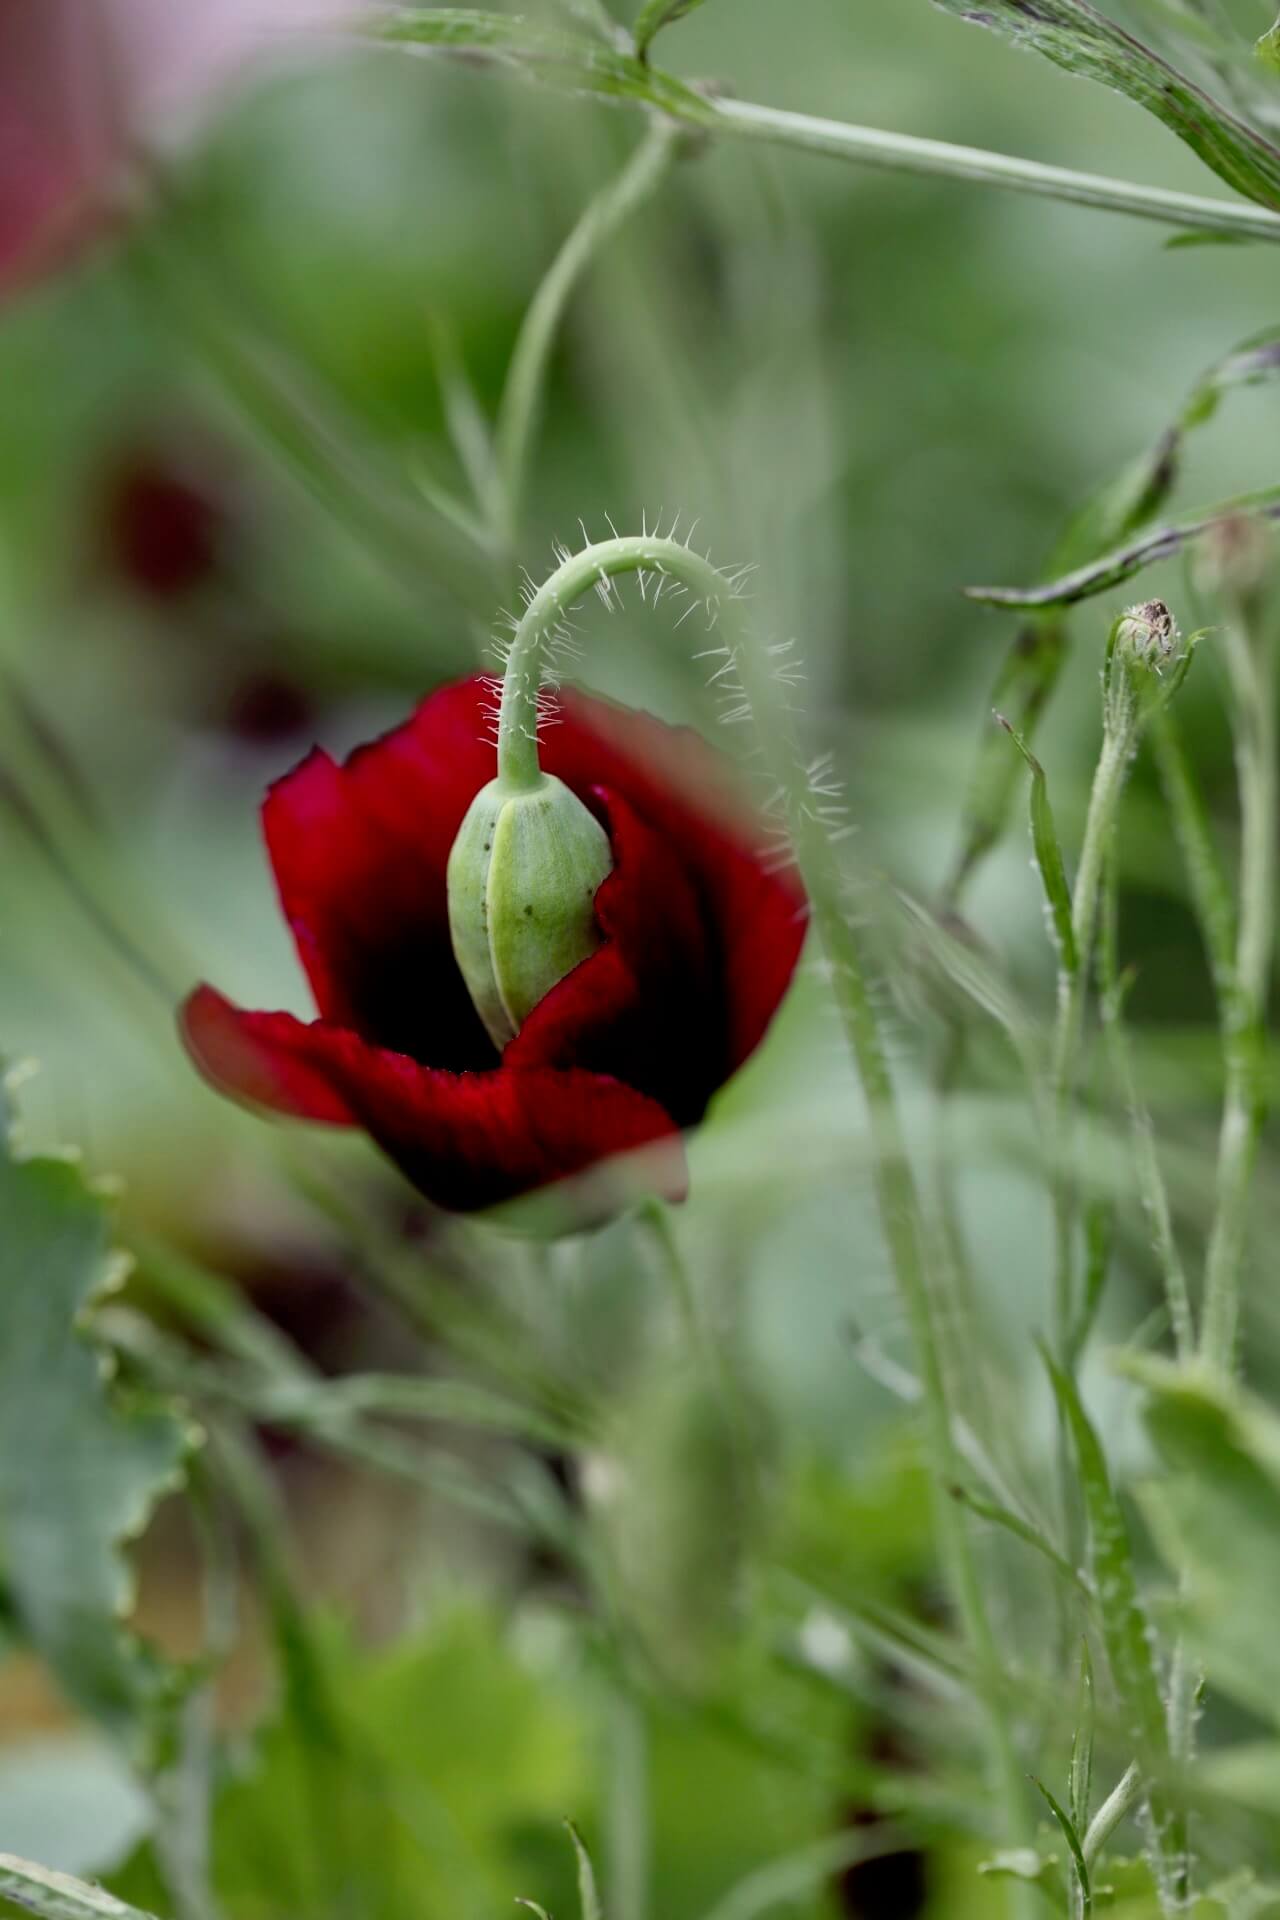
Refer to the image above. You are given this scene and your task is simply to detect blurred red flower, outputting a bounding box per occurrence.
[0,0,357,297]
[182,676,807,1213]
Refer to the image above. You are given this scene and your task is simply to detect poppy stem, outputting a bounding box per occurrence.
[495,534,736,792]
[499,533,1032,1874]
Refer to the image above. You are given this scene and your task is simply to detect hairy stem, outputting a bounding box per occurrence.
[496,534,1029,1864]
[1049,712,1137,1355]
[1200,611,1277,1372]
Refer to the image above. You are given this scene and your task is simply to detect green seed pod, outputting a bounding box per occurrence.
[447,774,613,1050]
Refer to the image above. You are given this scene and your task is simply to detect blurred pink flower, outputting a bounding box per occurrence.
[0,0,361,296]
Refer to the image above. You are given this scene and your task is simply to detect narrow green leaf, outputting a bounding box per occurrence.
[930,0,1280,211]
[949,1484,1089,1595]
[633,0,706,59]
[1070,1640,1095,1836]
[0,1853,161,1920]
[0,1075,189,1749]
[1031,1777,1091,1914]
[994,713,1078,973]
[946,618,1068,901]
[1040,1352,1170,1776]
[967,486,1280,609]
[1070,1193,1114,1364]
[565,1823,603,1920]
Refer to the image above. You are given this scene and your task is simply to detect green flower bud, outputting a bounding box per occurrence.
[447,773,614,1051]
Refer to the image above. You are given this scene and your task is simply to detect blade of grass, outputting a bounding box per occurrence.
[1031,1777,1091,1917]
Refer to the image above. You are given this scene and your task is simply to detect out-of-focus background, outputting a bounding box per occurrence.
[2,2,1280,1916]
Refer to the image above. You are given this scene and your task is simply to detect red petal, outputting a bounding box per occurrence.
[262,679,498,1070]
[541,691,807,1073]
[508,788,721,1125]
[181,985,684,1214]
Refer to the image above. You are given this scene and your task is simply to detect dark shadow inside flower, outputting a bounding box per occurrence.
[182,675,806,1214]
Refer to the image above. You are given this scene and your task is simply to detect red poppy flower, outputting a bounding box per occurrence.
[181,675,806,1213]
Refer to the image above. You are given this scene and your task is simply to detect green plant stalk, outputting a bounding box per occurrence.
[497,534,1030,1869]
[605,1691,649,1920]
[1200,611,1277,1372]
[493,120,678,551]
[1049,713,1137,1356]
[691,98,1280,244]
[1082,1760,1142,1871]
[1099,848,1195,1361]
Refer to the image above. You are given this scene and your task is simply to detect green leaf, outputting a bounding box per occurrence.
[0,1852,161,1920]
[1070,1640,1095,1837]
[0,1075,189,1750]
[946,618,1068,900]
[369,8,715,120]
[994,713,1078,973]
[966,485,1280,609]
[930,0,1280,211]
[1258,20,1280,75]
[978,1846,1065,1894]
[949,1484,1089,1595]
[1031,1776,1091,1915]
[565,1823,602,1920]
[633,0,706,59]
[1121,1356,1280,1718]
[1041,1353,1170,1776]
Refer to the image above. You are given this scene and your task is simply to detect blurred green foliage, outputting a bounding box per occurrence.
[5,1,1280,1916]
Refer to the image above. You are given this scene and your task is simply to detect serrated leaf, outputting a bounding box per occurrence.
[994,713,1078,973]
[967,485,1280,608]
[930,0,1280,210]
[0,1079,188,1750]
[633,0,706,58]
[0,1852,160,1920]
[1041,1351,1176,1895]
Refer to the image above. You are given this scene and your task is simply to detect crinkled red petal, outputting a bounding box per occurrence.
[181,984,685,1214]
[541,690,807,1074]
[508,788,721,1126]
[261,679,497,1070]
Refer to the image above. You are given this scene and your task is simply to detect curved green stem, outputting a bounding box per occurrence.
[497,533,727,788]
[1082,1761,1142,1870]
[495,534,1029,1866]
[493,122,678,551]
